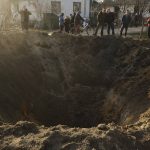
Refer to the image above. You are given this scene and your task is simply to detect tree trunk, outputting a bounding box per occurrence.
[0,0,12,30]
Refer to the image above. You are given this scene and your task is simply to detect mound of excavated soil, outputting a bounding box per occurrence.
[0,31,149,149]
[0,120,149,150]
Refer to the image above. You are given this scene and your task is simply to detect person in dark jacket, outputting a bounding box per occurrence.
[94,9,107,36]
[64,16,70,33]
[74,11,84,34]
[19,7,31,30]
[24,8,31,30]
[70,12,76,33]
[19,9,26,30]
[106,9,115,35]
[147,17,150,38]
[134,13,139,27]
[120,10,131,36]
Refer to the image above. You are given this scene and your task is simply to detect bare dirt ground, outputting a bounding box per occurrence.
[0,31,149,150]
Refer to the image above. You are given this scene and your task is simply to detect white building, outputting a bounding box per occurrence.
[16,0,91,20]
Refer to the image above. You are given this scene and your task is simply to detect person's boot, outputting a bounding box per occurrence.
[101,31,103,37]
[107,29,110,35]
[148,27,150,38]
[125,32,127,37]
[93,33,97,36]
[120,31,122,36]
[93,30,97,36]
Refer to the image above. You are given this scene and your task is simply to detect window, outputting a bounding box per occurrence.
[51,1,61,14]
[73,2,81,12]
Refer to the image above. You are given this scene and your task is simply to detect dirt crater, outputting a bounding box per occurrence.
[0,32,149,128]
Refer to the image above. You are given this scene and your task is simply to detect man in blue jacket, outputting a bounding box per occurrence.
[120,10,131,36]
[59,13,64,32]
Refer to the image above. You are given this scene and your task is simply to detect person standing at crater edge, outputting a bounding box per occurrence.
[64,16,70,33]
[74,11,84,34]
[94,9,107,36]
[19,7,26,30]
[147,17,150,38]
[24,8,31,30]
[19,7,31,31]
[106,9,115,35]
[70,12,76,33]
[120,10,131,37]
[59,13,64,32]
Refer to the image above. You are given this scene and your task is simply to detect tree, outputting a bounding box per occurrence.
[0,0,12,30]
[103,0,114,4]
[138,0,150,38]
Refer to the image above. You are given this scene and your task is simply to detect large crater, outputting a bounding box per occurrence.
[0,32,149,127]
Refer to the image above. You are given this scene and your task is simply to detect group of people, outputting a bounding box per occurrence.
[94,9,132,37]
[94,9,115,36]
[19,7,150,38]
[59,9,133,37]
[59,11,85,34]
[96,9,150,38]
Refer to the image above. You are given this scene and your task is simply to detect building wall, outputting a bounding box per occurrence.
[18,0,90,19]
